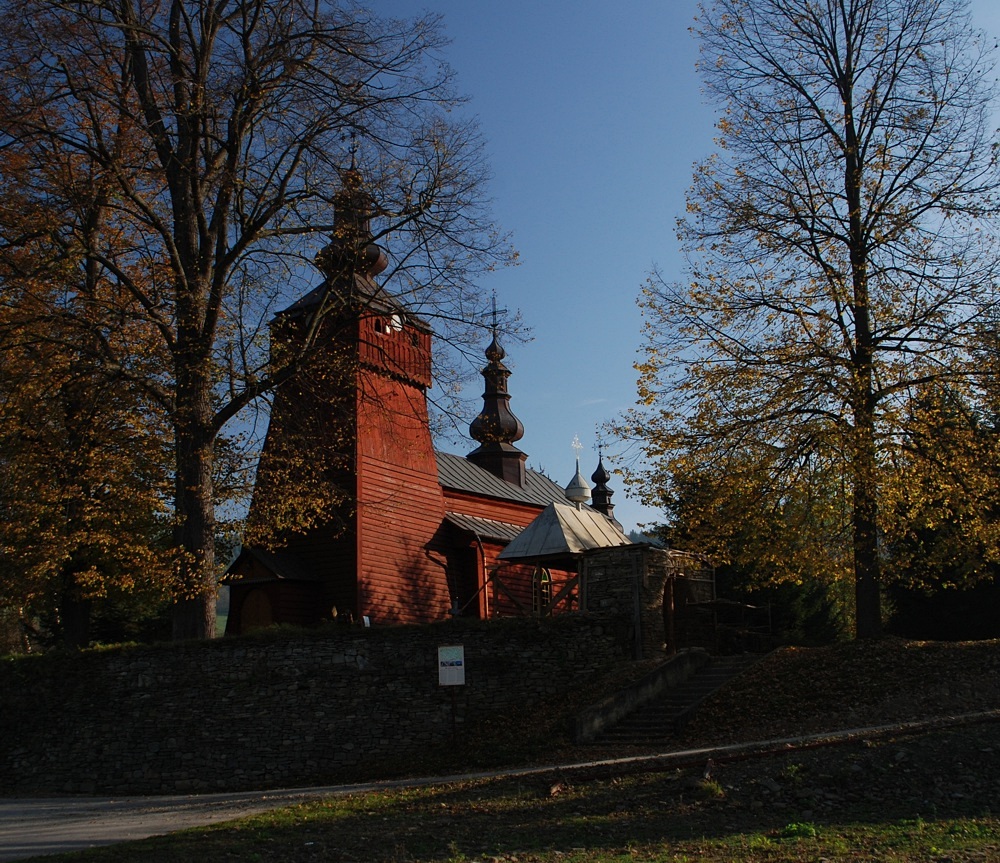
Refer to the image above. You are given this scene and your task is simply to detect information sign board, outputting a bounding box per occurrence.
[438,645,465,686]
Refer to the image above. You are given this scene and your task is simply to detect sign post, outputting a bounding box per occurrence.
[437,645,465,686]
[438,645,465,740]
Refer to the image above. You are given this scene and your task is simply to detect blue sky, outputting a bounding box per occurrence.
[377,0,1000,534]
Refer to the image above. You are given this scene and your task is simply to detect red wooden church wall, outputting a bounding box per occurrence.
[440,489,579,619]
[354,326,450,624]
[230,303,580,631]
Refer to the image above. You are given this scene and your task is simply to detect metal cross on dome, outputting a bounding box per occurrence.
[483,290,508,336]
[571,434,583,461]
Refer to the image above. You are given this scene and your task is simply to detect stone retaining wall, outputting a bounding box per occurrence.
[0,615,627,796]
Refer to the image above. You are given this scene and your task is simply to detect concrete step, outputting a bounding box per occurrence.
[594,654,761,745]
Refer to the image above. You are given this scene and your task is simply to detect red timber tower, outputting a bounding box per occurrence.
[226,170,449,631]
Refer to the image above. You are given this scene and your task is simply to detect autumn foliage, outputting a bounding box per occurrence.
[618,0,1000,638]
[0,0,510,644]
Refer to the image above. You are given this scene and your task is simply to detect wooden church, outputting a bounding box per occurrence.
[224,172,628,634]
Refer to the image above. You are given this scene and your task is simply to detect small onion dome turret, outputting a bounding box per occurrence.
[591,456,611,488]
[466,327,528,486]
[590,451,621,529]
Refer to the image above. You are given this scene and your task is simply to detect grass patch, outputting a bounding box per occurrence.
[23,726,1000,862]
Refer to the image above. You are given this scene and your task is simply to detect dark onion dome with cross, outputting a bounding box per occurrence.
[272,164,432,391]
[590,448,622,530]
[469,333,524,446]
[467,328,528,487]
[279,166,409,324]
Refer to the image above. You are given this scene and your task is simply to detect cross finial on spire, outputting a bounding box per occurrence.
[348,132,358,170]
[565,434,591,506]
[487,290,509,337]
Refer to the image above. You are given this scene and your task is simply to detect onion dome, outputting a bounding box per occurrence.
[315,168,388,279]
[564,434,592,507]
[591,456,612,488]
[469,334,525,446]
[565,461,592,506]
[467,328,528,486]
[589,449,621,529]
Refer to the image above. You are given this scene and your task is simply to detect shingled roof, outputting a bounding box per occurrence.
[436,450,567,508]
[498,501,632,562]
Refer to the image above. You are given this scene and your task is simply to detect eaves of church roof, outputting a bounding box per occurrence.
[435,450,565,508]
[278,276,432,332]
[443,512,524,543]
[223,546,320,584]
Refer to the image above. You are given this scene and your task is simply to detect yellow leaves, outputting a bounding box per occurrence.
[0,292,176,622]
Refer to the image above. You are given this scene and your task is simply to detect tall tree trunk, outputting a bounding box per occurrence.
[59,571,91,649]
[850,247,883,639]
[843,46,882,640]
[852,414,882,639]
[171,362,217,641]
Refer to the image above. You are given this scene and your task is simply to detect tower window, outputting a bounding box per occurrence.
[374,315,403,336]
[373,314,404,335]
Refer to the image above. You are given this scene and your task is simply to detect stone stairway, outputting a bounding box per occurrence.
[594,654,762,745]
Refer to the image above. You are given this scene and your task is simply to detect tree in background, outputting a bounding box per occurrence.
[0,157,176,648]
[619,0,1000,637]
[0,1,511,640]
[647,445,849,643]
[884,384,1000,585]
[0,294,176,649]
[881,382,1000,639]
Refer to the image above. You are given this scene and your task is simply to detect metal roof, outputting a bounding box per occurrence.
[444,512,524,543]
[279,276,432,332]
[436,451,567,508]
[498,501,632,561]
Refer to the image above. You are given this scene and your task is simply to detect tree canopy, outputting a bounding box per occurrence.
[0,0,512,641]
[618,0,1000,637]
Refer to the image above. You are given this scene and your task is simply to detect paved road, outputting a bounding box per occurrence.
[0,788,334,862]
[3,711,997,862]
[0,767,570,862]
